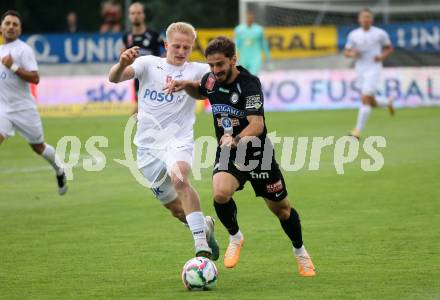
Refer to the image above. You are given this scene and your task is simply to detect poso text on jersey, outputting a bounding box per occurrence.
[142,88,185,103]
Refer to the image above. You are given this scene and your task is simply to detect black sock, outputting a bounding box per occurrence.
[214,198,239,235]
[279,208,303,249]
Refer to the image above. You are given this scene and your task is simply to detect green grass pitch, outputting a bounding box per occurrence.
[0,108,439,299]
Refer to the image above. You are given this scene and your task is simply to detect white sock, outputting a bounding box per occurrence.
[230,230,243,243]
[186,211,209,249]
[355,104,372,132]
[375,95,388,107]
[41,144,64,176]
[203,217,211,237]
[294,245,307,256]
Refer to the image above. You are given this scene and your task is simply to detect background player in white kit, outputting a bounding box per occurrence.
[0,10,67,195]
[109,22,219,260]
[344,8,394,139]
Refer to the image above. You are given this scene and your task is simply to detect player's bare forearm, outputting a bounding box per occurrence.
[132,102,138,116]
[109,63,129,83]
[344,48,358,58]
[220,115,264,148]
[184,81,204,100]
[16,69,39,84]
[164,80,204,99]
[109,47,139,83]
[381,46,394,60]
[374,46,394,62]
[239,115,265,139]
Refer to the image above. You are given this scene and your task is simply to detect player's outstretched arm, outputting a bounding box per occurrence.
[164,80,205,99]
[1,55,39,84]
[109,46,139,83]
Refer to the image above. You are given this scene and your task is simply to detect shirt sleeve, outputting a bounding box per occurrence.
[21,46,38,71]
[131,56,151,79]
[345,32,354,49]
[243,77,264,116]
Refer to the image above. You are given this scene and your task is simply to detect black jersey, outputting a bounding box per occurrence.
[200,66,288,202]
[198,66,267,143]
[122,29,164,57]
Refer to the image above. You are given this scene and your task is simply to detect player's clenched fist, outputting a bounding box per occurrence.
[164,80,187,94]
[1,54,14,68]
[120,46,140,67]
[219,134,236,148]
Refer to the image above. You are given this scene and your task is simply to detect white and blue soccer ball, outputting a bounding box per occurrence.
[181,257,218,291]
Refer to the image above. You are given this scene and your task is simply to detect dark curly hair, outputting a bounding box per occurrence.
[204,36,236,58]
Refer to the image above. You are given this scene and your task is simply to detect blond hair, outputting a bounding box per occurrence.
[165,22,197,41]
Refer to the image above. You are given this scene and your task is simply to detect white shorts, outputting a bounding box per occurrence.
[137,143,193,205]
[357,69,381,96]
[0,108,44,144]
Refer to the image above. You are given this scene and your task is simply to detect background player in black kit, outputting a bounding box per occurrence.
[122,2,164,112]
[165,36,316,277]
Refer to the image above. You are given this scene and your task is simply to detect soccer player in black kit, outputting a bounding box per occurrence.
[165,36,315,277]
[122,2,164,111]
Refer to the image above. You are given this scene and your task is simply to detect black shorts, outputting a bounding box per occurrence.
[212,147,288,202]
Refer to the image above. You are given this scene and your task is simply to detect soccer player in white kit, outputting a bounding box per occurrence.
[109,22,219,260]
[0,10,67,195]
[344,9,394,139]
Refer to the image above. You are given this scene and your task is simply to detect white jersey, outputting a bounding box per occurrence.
[131,55,209,150]
[345,26,391,72]
[0,39,38,113]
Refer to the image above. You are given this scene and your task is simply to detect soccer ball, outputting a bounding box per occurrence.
[181,257,218,291]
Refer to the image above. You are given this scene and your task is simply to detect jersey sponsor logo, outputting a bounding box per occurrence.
[230,92,240,104]
[221,117,233,134]
[216,117,240,127]
[205,74,215,91]
[250,171,269,179]
[143,88,183,103]
[245,95,262,110]
[266,179,283,193]
[211,104,246,118]
[221,117,232,128]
